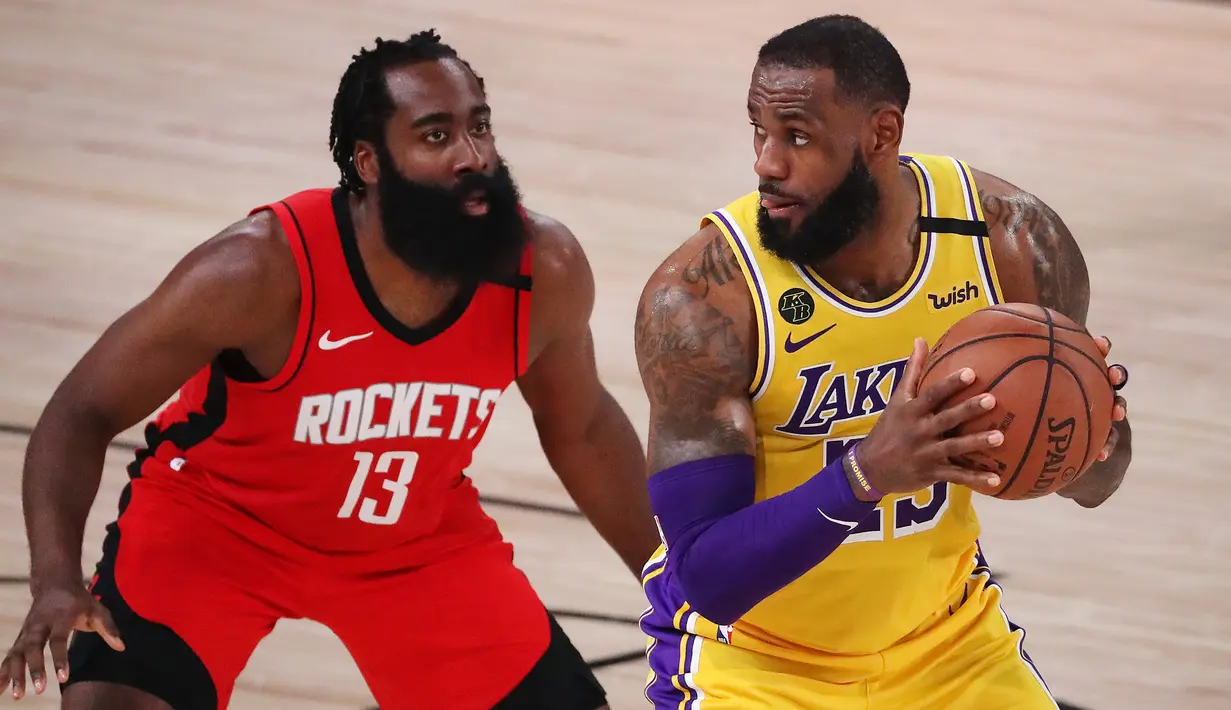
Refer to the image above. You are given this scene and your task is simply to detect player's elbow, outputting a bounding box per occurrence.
[673,565,749,626]
[668,536,756,626]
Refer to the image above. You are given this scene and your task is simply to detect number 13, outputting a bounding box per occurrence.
[337,451,418,526]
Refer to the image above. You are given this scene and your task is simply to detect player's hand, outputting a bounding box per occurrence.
[853,337,1004,497]
[0,583,123,699]
[1093,335,1128,462]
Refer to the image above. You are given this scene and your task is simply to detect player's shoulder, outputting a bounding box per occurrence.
[166,209,300,314]
[638,222,749,314]
[967,166,1089,315]
[193,210,297,288]
[523,208,590,288]
[519,208,596,342]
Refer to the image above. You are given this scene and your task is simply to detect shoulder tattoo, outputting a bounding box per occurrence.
[979,187,1090,324]
[679,233,742,298]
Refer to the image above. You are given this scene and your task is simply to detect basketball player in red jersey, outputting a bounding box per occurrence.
[1,30,659,710]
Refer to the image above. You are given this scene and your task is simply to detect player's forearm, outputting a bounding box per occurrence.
[23,402,112,592]
[650,453,878,625]
[1059,418,1132,508]
[543,390,661,576]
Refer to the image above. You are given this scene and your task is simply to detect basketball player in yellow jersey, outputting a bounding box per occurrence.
[633,15,1132,710]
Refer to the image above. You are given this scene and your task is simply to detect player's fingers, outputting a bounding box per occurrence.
[914,366,977,413]
[87,606,124,652]
[928,393,996,434]
[0,652,12,698]
[932,464,1001,492]
[47,621,72,685]
[6,649,27,699]
[932,429,1004,461]
[47,636,69,685]
[1113,395,1127,421]
[1092,335,1111,357]
[21,638,46,696]
[895,337,929,401]
[1108,363,1128,389]
[1098,425,1120,462]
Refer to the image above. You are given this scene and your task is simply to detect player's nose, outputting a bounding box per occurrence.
[753,139,789,182]
[452,135,489,176]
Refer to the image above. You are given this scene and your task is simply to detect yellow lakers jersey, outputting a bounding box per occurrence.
[704,153,1005,655]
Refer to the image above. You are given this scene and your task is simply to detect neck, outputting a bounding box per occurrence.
[811,163,921,302]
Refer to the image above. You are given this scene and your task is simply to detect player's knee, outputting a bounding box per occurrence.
[61,681,176,710]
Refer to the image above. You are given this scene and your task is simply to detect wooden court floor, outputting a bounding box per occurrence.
[2,1,1230,708]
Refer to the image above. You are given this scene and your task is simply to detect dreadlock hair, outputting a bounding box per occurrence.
[758,15,910,112]
[329,29,485,194]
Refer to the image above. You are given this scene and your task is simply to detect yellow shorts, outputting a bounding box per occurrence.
[642,571,1056,710]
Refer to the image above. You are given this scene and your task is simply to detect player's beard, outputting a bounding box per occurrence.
[374,145,528,284]
[757,150,881,267]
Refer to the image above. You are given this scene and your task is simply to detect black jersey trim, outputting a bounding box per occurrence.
[332,188,477,346]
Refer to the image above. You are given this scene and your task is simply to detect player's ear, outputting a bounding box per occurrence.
[867,105,904,159]
[353,141,380,186]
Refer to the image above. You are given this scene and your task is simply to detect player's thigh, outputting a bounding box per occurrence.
[64,480,286,710]
[316,540,603,710]
[883,574,1058,710]
[61,680,176,710]
[643,623,867,710]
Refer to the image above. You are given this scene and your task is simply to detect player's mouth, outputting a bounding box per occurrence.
[760,193,803,220]
[462,190,489,216]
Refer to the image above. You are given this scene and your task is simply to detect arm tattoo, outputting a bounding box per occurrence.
[634,279,754,472]
[679,235,741,298]
[979,189,1090,324]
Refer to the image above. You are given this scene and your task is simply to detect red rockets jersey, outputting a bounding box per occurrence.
[130,188,533,554]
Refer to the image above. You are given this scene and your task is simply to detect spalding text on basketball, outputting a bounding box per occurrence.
[1036,415,1078,492]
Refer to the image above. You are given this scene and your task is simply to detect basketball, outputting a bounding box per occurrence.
[918,303,1115,500]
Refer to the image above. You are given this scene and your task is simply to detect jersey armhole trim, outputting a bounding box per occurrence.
[247,200,316,392]
[513,242,534,378]
[707,210,774,403]
[953,160,1005,306]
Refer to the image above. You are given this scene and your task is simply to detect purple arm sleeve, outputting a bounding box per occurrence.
[648,453,878,625]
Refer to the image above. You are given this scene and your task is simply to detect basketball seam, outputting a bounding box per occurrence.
[976,355,1051,496]
[1050,358,1096,480]
[922,332,1110,386]
[988,305,1088,334]
[998,310,1057,497]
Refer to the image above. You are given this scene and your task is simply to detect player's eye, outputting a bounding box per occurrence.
[749,121,767,138]
[472,120,491,135]
[424,130,448,144]
[791,132,810,147]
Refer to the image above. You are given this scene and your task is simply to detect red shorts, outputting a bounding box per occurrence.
[64,476,605,710]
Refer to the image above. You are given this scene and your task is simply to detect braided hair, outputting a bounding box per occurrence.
[328,30,485,194]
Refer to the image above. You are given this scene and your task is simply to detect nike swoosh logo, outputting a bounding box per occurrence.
[783,323,836,354]
[816,507,859,530]
[318,330,374,351]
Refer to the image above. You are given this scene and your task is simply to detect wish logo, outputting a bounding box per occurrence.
[927,280,980,311]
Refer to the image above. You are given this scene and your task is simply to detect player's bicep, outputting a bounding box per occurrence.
[48,222,295,435]
[517,325,603,443]
[634,279,757,474]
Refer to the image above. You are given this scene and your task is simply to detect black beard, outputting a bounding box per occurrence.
[756,151,881,266]
[374,146,528,283]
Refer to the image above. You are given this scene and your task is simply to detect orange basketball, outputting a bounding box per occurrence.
[918,303,1115,500]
